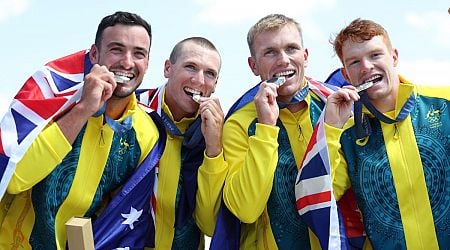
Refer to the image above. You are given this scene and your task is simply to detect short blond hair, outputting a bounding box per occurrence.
[247,14,303,56]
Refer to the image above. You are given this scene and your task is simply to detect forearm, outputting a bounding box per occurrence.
[324,123,351,200]
[7,122,71,194]
[56,103,93,144]
[194,150,228,236]
[223,123,279,223]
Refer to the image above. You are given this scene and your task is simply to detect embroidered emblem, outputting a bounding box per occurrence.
[426,103,446,129]
[119,138,130,155]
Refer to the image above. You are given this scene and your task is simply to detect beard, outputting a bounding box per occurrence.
[112,83,140,98]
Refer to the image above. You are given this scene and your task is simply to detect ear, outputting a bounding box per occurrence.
[211,76,219,94]
[303,48,309,68]
[89,44,98,64]
[392,48,399,67]
[247,56,259,76]
[340,67,351,83]
[163,59,171,78]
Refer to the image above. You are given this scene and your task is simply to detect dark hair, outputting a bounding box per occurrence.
[169,37,221,67]
[331,18,391,63]
[95,11,152,48]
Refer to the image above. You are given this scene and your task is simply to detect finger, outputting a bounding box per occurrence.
[342,84,357,91]
[263,86,278,103]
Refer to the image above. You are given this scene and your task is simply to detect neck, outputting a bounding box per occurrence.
[371,82,400,113]
[105,97,130,119]
[371,96,395,113]
[287,101,307,112]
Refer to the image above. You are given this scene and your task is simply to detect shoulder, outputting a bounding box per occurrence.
[415,84,450,101]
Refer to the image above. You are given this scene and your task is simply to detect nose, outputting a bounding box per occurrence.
[277,51,290,66]
[120,52,134,69]
[359,58,373,74]
[191,70,205,85]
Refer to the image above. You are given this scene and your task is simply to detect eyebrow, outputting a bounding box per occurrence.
[107,42,149,55]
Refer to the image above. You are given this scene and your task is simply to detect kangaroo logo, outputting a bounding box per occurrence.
[426,103,447,129]
[119,137,130,155]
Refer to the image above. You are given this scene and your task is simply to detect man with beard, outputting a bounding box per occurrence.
[0,11,163,249]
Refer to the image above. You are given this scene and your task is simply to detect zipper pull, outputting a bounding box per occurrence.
[298,125,304,141]
[100,128,105,146]
[393,124,399,140]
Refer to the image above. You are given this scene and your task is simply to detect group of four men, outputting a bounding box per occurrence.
[0,10,448,249]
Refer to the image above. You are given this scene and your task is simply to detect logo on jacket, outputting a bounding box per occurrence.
[426,103,447,129]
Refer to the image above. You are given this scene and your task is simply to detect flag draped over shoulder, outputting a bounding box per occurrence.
[294,112,349,249]
[0,50,167,249]
[136,86,205,231]
[93,111,166,249]
[0,50,91,199]
[295,81,367,249]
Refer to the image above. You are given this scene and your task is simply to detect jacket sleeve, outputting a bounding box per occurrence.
[324,123,351,200]
[222,113,279,223]
[194,150,228,236]
[7,122,72,194]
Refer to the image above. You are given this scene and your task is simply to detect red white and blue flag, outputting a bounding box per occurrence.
[0,50,166,249]
[0,50,90,199]
[295,76,367,249]
[295,112,350,249]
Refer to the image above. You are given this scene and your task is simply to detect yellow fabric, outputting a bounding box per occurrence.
[327,80,444,249]
[151,100,228,249]
[382,83,438,249]
[223,94,320,249]
[0,95,160,249]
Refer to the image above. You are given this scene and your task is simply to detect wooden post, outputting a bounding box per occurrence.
[65,217,95,250]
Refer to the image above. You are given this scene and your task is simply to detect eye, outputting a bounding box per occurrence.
[264,49,276,57]
[349,60,360,66]
[205,70,217,80]
[134,51,147,59]
[371,52,383,59]
[285,46,300,55]
[185,64,196,72]
[110,47,123,54]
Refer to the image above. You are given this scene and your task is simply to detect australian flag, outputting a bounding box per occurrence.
[93,111,165,249]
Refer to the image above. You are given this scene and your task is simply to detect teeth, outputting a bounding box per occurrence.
[356,81,374,92]
[365,75,379,82]
[184,87,201,95]
[357,75,379,92]
[114,74,130,84]
[275,70,294,77]
[192,94,201,103]
[267,76,286,86]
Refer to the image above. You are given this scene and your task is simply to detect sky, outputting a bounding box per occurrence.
[1,0,449,118]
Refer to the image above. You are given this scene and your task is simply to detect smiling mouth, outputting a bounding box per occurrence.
[273,70,295,80]
[184,87,203,101]
[113,72,134,84]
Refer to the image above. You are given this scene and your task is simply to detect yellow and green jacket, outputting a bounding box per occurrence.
[327,77,450,249]
[138,86,228,249]
[223,85,326,249]
[0,95,160,249]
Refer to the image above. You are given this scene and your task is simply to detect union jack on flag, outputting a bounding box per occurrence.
[295,112,350,249]
[0,49,166,248]
[0,50,90,199]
